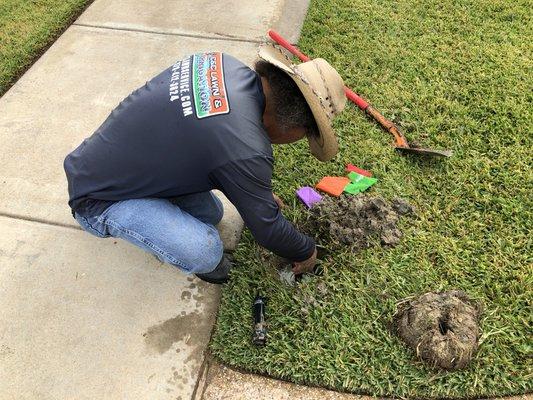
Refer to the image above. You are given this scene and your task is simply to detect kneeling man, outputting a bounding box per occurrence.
[64,44,346,284]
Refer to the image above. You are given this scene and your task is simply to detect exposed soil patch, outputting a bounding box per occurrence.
[393,290,481,370]
[303,195,415,251]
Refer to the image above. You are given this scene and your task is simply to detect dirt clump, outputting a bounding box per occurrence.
[392,197,416,215]
[304,195,414,251]
[393,290,481,370]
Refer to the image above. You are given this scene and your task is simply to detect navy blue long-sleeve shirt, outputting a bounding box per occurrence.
[64,52,314,261]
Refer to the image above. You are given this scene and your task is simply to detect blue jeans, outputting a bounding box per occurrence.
[74,192,224,274]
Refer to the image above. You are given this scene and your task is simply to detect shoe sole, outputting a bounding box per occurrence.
[194,274,228,285]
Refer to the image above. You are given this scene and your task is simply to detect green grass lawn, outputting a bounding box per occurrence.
[211,0,532,398]
[0,0,92,96]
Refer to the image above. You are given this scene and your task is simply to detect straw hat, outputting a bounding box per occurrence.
[257,43,346,161]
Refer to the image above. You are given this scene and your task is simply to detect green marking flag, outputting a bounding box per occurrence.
[344,172,377,194]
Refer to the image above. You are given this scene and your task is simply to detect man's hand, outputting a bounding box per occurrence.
[273,193,285,209]
[292,247,317,275]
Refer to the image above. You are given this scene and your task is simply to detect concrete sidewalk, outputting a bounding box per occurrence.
[0,0,308,399]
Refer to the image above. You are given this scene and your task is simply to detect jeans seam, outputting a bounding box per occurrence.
[80,216,108,238]
[103,219,192,272]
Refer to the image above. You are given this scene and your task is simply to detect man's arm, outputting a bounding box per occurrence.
[209,156,315,262]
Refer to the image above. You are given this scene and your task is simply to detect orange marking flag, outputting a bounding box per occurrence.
[315,176,350,197]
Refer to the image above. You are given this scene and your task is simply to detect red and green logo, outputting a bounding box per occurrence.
[192,52,230,119]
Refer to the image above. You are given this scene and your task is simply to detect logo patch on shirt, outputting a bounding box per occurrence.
[192,52,230,119]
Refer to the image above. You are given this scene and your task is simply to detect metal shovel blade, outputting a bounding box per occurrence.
[396,146,453,157]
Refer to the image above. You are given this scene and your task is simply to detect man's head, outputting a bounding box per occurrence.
[256,44,347,161]
[255,60,319,145]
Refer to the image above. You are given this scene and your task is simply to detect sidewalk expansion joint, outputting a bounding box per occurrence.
[73,23,263,44]
[0,212,80,231]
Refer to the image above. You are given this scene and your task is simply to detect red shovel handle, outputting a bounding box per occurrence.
[268,29,369,110]
[267,29,310,62]
[344,87,369,111]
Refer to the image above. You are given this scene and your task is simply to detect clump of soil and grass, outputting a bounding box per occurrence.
[393,290,481,370]
[304,195,415,250]
[274,195,414,286]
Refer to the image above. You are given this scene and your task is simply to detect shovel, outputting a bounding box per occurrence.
[268,29,452,158]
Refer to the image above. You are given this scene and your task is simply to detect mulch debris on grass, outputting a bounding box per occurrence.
[393,290,481,370]
[303,195,415,250]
